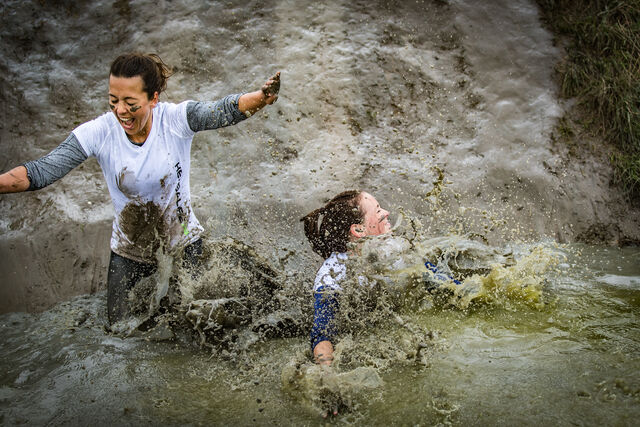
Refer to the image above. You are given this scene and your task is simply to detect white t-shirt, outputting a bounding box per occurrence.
[313,252,373,293]
[73,101,202,263]
[314,252,348,292]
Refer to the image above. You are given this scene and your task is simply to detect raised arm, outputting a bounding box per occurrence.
[238,71,280,116]
[186,72,282,132]
[186,95,248,131]
[0,133,88,194]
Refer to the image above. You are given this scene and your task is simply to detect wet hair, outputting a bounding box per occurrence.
[301,190,364,259]
[109,53,173,99]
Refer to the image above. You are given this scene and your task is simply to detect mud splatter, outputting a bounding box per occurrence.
[118,200,169,261]
[115,167,137,198]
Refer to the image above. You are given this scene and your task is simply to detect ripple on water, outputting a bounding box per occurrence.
[598,274,640,289]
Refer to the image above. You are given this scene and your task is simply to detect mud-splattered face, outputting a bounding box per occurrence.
[108,75,158,144]
[358,192,391,236]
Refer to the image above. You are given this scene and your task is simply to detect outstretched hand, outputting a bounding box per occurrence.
[321,397,340,419]
[261,71,280,104]
[238,72,281,115]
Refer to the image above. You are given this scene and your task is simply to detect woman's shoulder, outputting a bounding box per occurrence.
[156,101,191,115]
[314,252,348,291]
[155,101,194,134]
[72,112,120,154]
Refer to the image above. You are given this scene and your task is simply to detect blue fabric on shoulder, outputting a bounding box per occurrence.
[424,261,461,285]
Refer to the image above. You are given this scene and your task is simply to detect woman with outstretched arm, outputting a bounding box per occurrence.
[0,52,281,324]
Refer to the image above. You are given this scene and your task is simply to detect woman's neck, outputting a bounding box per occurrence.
[128,114,153,144]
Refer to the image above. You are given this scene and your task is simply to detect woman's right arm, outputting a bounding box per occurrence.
[0,133,88,194]
[0,166,30,193]
[310,288,339,365]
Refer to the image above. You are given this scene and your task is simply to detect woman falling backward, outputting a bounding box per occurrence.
[301,190,462,367]
[301,190,392,366]
[0,52,280,325]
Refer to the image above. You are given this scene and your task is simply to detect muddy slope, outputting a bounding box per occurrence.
[0,0,638,313]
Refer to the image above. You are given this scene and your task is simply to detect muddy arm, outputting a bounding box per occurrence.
[0,166,30,193]
[187,95,248,131]
[238,71,280,116]
[186,72,281,131]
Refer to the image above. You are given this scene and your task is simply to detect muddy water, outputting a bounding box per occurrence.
[0,242,638,424]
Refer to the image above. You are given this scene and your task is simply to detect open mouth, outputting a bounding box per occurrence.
[380,217,391,231]
[118,117,134,130]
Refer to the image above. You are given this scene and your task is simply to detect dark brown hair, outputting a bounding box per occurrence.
[300,190,364,259]
[110,53,173,99]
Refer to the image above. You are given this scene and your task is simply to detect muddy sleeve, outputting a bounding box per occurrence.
[186,94,247,132]
[310,288,339,351]
[23,133,88,191]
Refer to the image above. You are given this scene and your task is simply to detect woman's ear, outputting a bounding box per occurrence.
[350,223,366,238]
[151,91,159,107]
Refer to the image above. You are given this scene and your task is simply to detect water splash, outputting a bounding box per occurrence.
[433,244,559,310]
[281,353,384,416]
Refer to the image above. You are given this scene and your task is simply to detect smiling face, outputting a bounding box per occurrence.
[108,75,158,144]
[355,192,391,237]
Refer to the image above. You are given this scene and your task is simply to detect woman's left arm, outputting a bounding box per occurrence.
[238,71,280,116]
[186,72,281,132]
